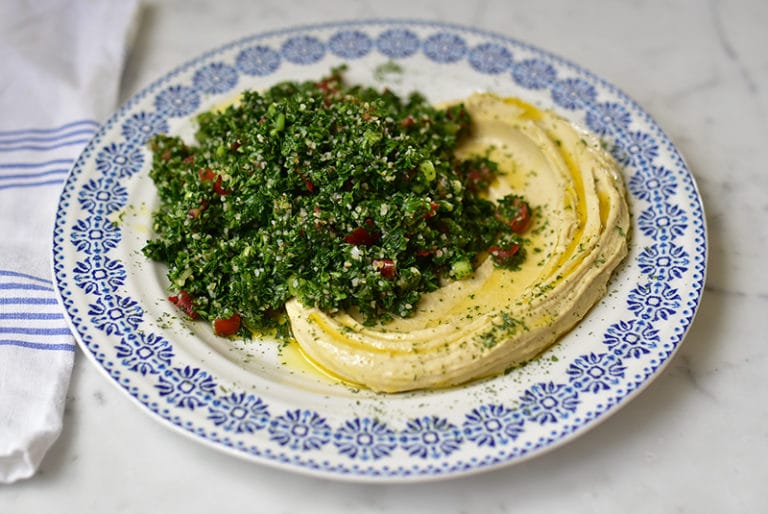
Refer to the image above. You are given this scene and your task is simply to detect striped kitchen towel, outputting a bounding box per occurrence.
[0,0,139,483]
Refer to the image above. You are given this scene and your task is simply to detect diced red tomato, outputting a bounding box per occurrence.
[465,164,495,192]
[425,202,439,220]
[344,220,380,246]
[212,175,230,195]
[213,313,241,337]
[373,259,396,279]
[198,168,215,181]
[316,76,340,95]
[199,168,230,195]
[187,199,208,219]
[488,244,520,266]
[508,199,531,233]
[168,290,198,319]
[300,173,314,193]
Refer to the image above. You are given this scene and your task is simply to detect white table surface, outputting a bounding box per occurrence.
[3,0,767,512]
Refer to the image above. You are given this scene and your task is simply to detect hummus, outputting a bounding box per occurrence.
[285,93,630,393]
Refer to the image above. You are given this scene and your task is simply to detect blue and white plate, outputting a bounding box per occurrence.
[52,20,707,482]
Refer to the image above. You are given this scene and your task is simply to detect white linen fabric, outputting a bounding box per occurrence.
[0,0,140,483]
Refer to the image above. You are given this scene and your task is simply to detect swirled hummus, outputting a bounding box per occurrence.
[286,93,631,392]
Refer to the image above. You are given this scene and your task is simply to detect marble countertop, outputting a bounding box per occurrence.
[3,0,767,512]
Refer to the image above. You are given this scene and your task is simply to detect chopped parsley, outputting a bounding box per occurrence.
[143,67,531,336]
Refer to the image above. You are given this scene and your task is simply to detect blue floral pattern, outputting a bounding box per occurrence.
[637,202,688,241]
[156,365,217,410]
[116,332,174,376]
[333,418,397,460]
[511,58,557,89]
[281,35,325,64]
[328,30,372,59]
[193,62,239,94]
[78,177,128,215]
[208,393,270,434]
[95,142,144,178]
[462,404,523,447]
[87,295,143,336]
[603,319,660,359]
[236,45,281,76]
[637,243,689,281]
[121,111,168,144]
[567,353,625,393]
[619,130,660,165]
[468,42,512,74]
[52,21,706,481]
[154,85,200,118]
[519,382,580,424]
[629,164,678,203]
[586,102,632,135]
[376,28,420,58]
[627,282,682,322]
[269,409,332,451]
[70,215,121,255]
[399,416,463,459]
[422,32,467,63]
[72,255,125,294]
[551,77,598,110]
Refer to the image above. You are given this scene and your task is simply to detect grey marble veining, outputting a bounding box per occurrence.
[3,0,766,512]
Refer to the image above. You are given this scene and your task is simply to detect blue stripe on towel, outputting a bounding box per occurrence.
[0,158,73,170]
[0,312,65,321]
[0,326,72,336]
[0,129,97,146]
[0,121,95,191]
[0,270,73,351]
[0,339,75,351]
[0,119,99,137]
[0,178,66,191]
[0,282,55,292]
[0,168,69,180]
[0,297,59,305]
[0,138,92,153]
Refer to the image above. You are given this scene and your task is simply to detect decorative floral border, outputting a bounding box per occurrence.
[52,20,706,481]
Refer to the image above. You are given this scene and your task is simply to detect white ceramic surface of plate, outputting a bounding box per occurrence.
[52,20,707,482]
